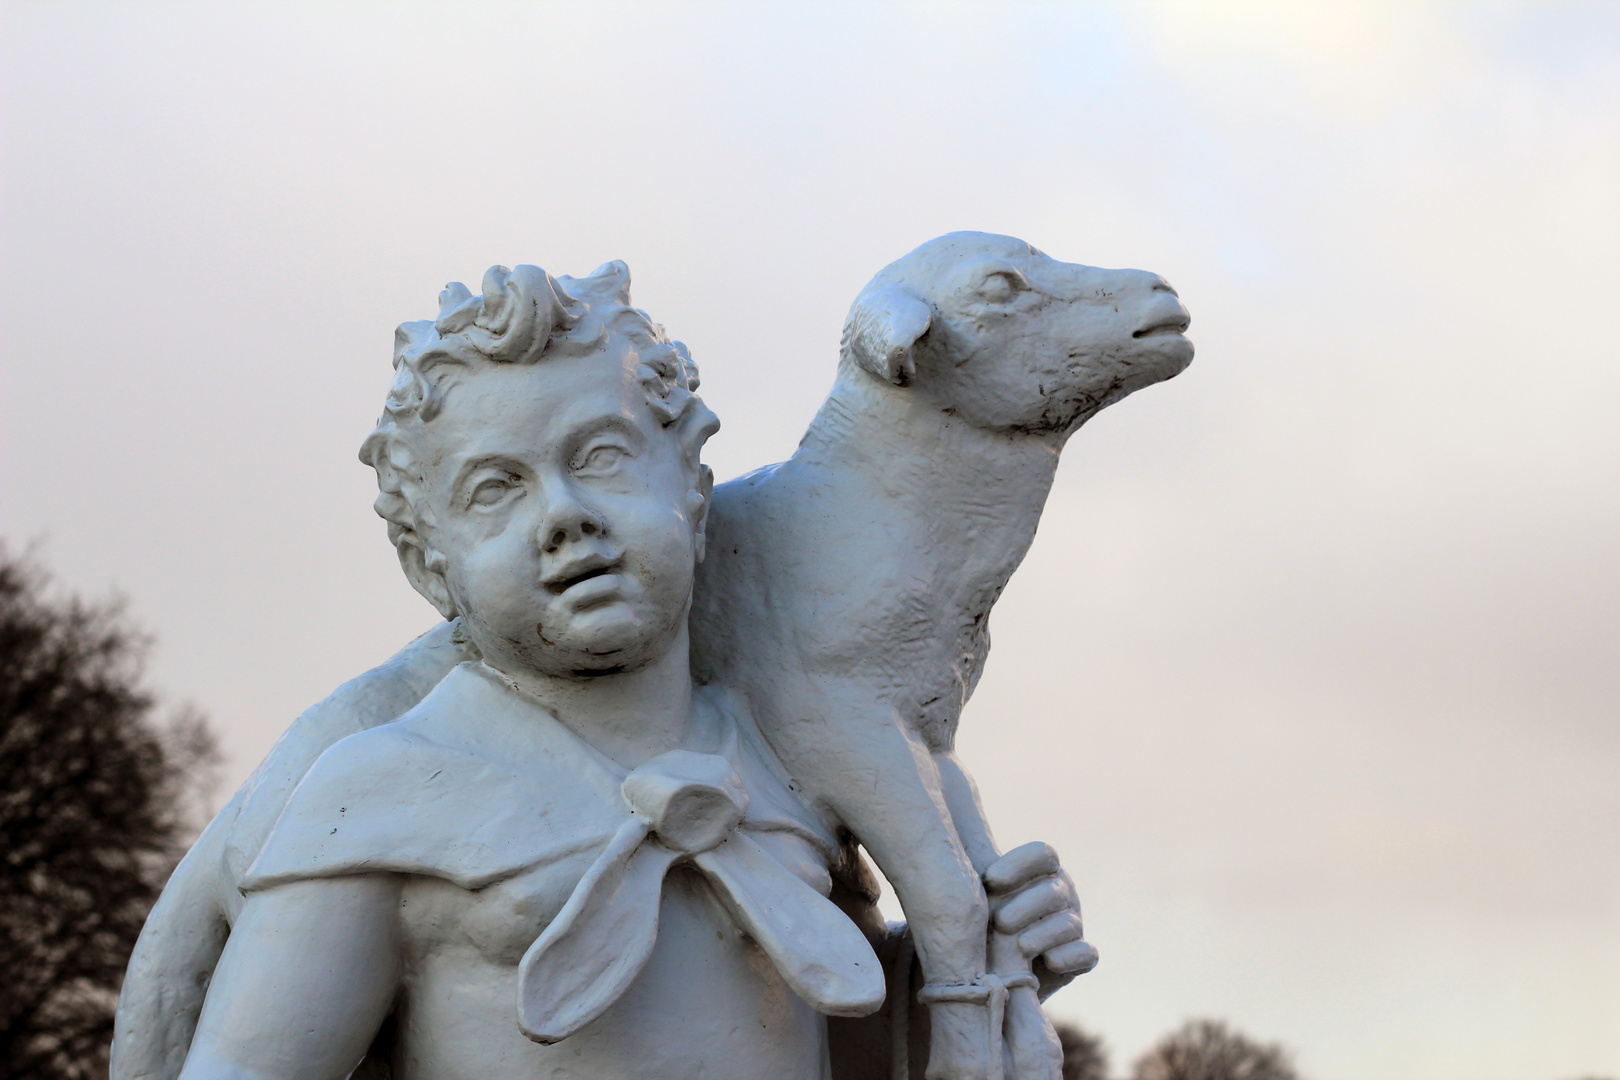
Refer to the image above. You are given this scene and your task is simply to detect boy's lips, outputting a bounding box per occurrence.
[543,551,621,593]
[555,572,627,610]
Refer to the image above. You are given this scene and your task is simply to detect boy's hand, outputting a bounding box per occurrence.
[983,841,1098,997]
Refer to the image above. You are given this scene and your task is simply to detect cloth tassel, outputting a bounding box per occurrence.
[516,819,673,1043]
[695,832,885,1016]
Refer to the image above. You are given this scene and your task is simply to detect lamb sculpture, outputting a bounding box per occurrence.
[691,232,1193,1079]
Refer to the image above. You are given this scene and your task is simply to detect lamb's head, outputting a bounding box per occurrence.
[840,232,1193,435]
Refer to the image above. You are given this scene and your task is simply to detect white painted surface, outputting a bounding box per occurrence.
[6,7,1616,1079]
[114,250,1108,1080]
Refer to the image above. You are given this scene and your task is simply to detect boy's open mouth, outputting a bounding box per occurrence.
[544,553,622,595]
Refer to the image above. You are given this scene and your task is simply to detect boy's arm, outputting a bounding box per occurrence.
[111,789,241,1080]
[112,621,473,1080]
[177,876,402,1080]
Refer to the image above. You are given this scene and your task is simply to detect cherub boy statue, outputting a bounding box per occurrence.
[165,261,1089,1080]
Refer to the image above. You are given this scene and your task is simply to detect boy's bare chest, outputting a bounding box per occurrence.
[399,847,596,965]
[398,828,833,967]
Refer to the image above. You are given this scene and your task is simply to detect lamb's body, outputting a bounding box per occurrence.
[692,370,1061,853]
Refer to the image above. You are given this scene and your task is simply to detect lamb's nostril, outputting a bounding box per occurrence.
[1151,278,1179,297]
[581,521,598,537]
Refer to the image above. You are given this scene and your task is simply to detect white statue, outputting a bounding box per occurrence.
[113,234,1191,1080]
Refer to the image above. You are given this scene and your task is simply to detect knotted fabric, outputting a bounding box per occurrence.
[515,748,885,1043]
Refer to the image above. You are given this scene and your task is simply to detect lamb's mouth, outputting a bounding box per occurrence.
[1133,316,1191,339]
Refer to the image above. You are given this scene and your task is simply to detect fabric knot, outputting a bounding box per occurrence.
[621,750,747,854]
[515,748,884,1044]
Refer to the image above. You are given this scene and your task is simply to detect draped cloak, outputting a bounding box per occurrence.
[241,662,885,1043]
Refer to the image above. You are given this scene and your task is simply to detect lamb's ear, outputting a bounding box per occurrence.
[840,283,932,386]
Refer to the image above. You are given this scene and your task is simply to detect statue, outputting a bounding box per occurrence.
[112,234,1192,1080]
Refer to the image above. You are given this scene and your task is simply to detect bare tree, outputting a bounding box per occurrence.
[0,547,217,1080]
[1132,1019,1297,1080]
[1052,1019,1110,1080]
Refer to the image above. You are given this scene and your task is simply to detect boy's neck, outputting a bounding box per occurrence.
[489,625,695,770]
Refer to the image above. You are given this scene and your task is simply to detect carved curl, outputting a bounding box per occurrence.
[358,261,718,596]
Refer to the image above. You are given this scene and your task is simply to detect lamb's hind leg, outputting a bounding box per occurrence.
[792,709,995,1080]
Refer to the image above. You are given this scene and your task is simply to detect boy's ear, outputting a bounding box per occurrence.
[687,464,715,564]
[399,538,459,619]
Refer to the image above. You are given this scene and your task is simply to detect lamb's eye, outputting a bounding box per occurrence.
[470,477,515,506]
[979,272,1018,303]
[576,445,626,474]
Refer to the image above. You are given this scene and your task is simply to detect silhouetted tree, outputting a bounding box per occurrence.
[1132,1019,1297,1080]
[0,547,217,1080]
[1052,1019,1110,1080]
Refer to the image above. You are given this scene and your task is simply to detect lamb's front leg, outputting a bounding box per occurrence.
[779,693,996,1080]
[931,750,1001,875]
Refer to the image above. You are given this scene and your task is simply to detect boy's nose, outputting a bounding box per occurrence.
[538,496,606,554]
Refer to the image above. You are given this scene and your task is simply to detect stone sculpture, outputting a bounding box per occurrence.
[112,234,1192,1080]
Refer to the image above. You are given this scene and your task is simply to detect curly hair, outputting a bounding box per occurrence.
[359,260,719,588]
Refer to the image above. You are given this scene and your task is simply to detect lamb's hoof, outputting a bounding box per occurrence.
[1003,986,1063,1080]
[921,994,999,1080]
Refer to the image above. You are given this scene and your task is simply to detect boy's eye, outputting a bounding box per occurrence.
[575,445,626,474]
[470,476,516,506]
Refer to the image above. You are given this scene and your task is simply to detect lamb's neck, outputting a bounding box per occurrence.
[798,367,1063,531]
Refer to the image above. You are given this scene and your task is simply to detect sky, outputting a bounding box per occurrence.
[2,2,1617,1078]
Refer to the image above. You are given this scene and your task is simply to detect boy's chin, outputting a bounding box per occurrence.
[538,605,674,675]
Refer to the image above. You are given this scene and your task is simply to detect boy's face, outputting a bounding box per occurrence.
[412,347,702,679]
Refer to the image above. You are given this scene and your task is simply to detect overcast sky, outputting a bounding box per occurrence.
[2,3,1617,1078]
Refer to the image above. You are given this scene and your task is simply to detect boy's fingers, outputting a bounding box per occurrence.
[983,841,1060,894]
[1018,911,1083,957]
[992,877,1067,933]
[1042,938,1100,975]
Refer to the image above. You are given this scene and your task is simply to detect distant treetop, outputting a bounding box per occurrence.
[0,545,216,1080]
